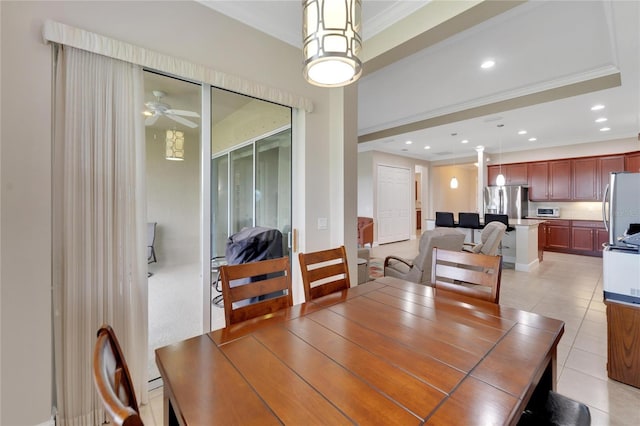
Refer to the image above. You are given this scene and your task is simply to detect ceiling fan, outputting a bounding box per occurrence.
[144,90,200,128]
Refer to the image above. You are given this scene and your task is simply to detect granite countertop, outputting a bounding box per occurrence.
[510,218,546,226]
[525,216,604,223]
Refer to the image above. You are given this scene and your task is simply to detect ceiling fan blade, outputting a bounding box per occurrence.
[166,109,200,118]
[167,113,198,129]
[145,114,159,126]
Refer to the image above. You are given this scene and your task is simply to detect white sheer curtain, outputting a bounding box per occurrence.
[52,45,148,426]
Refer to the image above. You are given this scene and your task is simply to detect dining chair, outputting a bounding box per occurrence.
[219,256,293,325]
[93,325,143,426]
[298,245,351,302]
[431,247,503,303]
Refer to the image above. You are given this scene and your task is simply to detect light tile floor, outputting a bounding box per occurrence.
[140,237,640,425]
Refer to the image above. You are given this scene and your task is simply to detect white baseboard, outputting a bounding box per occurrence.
[36,418,55,426]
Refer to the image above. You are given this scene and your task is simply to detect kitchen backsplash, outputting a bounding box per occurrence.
[529,201,603,221]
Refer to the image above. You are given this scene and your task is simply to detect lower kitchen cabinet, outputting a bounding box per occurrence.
[545,220,570,250]
[543,219,607,257]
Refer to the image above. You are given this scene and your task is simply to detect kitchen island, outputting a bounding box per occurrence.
[425,218,546,272]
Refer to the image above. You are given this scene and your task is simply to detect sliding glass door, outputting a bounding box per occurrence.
[210,88,292,329]
[143,71,202,385]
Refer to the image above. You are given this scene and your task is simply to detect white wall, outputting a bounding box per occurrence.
[429,165,478,218]
[0,1,348,424]
[146,127,201,266]
[357,150,430,241]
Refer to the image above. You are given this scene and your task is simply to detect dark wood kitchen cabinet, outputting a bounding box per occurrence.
[626,151,640,173]
[545,220,570,250]
[549,160,572,200]
[528,160,571,201]
[487,163,528,186]
[571,220,608,256]
[599,155,625,199]
[573,157,598,200]
[596,228,609,252]
[606,300,640,388]
[572,226,596,251]
[528,162,549,200]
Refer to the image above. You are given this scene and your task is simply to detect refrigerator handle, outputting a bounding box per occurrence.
[602,183,610,232]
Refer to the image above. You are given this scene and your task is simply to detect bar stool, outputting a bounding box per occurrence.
[458,212,480,243]
[435,211,455,227]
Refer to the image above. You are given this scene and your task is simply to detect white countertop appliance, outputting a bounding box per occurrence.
[536,207,560,217]
[602,172,640,304]
[603,247,640,304]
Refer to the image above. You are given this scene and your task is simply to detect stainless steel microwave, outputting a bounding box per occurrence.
[536,207,560,217]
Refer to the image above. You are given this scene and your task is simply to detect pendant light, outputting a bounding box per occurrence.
[303,0,362,87]
[450,176,459,189]
[450,156,458,189]
[165,129,185,161]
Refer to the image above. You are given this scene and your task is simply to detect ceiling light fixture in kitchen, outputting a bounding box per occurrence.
[303,0,362,87]
[496,124,505,186]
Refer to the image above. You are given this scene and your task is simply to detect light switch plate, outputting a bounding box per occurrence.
[317,217,328,230]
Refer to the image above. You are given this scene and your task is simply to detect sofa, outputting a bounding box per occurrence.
[357,217,374,247]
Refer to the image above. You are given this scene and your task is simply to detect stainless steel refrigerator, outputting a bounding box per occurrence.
[602,172,640,250]
[484,185,529,219]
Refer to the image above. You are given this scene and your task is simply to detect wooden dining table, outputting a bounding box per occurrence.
[155,276,564,425]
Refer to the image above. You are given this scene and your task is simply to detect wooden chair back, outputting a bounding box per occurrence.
[431,247,503,303]
[219,256,293,325]
[298,245,351,302]
[93,325,143,426]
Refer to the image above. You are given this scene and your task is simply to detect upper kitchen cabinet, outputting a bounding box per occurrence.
[573,157,598,200]
[487,163,528,186]
[549,160,572,200]
[625,151,640,172]
[529,160,571,201]
[599,155,625,199]
[528,162,549,200]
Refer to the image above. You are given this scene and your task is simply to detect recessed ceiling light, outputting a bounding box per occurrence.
[405,140,412,145]
[461,139,469,144]
[481,59,495,69]
[476,145,484,150]
[424,145,431,150]
[595,117,608,123]
[600,127,611,132]
[591,104,605,111]
[518,130,527,135]
[528,137,537,142]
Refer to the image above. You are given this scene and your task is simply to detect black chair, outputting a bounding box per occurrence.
[435,211,455,227]
[484,213,514,232]
[458,212,481,228]
[518,391,591,426]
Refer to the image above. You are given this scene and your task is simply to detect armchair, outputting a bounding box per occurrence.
[463,221,506,256]
[384,228,465,285]
[357,217,374,247]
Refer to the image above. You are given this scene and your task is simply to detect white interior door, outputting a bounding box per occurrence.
[377,165,412,244]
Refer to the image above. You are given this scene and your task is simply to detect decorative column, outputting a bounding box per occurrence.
[476,146,485,218]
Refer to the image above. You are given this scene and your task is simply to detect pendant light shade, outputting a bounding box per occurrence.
[303,0,362,87]
[450,176,459,189]
[166,129,185,161]
[496,173,506,186]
